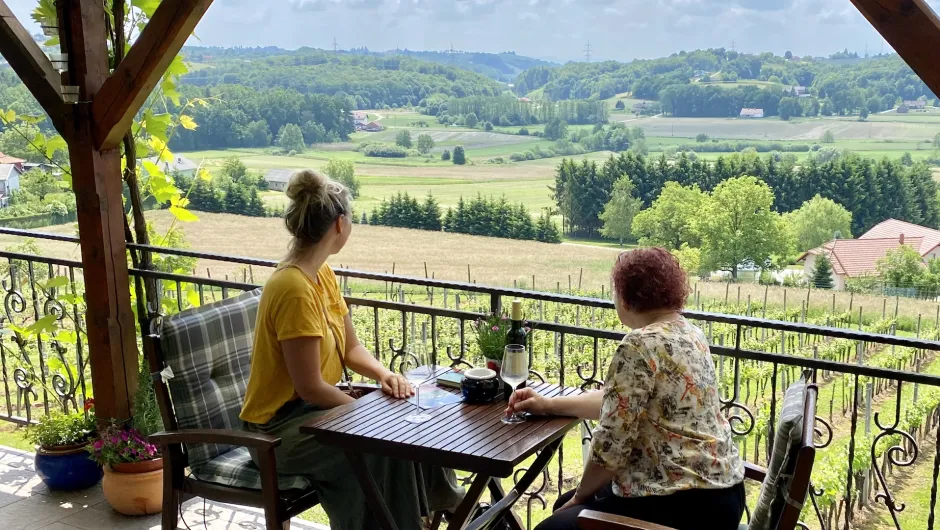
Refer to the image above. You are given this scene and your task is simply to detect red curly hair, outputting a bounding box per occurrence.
[612,248,689,313]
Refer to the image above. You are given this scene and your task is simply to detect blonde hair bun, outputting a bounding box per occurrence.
[286,169,328,203]
[283,169,351,257]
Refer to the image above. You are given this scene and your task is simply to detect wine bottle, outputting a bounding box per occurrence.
[506,299,527,347]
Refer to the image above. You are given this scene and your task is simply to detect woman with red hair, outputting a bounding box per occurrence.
[508,248,745,530]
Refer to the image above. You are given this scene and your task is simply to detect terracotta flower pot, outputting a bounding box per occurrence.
[102,458,163,515]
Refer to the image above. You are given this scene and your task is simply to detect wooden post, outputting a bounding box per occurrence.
[60,1,139,422]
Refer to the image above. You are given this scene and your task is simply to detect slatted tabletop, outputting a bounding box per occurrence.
[300,380,582,478]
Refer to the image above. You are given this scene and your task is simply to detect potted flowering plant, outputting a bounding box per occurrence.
[87,424,162,515]
[473,313,511,371]
[27,400,100,491]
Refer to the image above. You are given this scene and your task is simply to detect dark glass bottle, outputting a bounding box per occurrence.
[503,300,527,399]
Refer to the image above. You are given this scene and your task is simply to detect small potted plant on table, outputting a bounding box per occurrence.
[28,402,101,491]
[473,313,511,372]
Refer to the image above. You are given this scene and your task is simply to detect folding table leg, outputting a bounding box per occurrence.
[464,439,563,530]
[344,450,400,530]
[487,480,525,530]
[447,474,491,530]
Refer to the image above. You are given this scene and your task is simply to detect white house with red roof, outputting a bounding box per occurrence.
[797,219,940,290]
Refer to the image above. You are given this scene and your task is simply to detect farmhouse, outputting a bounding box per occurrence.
[0,152,25,170]
[0,164,22,207]
[264,168,296,192]
[739,108,764,118]
[141,155,198,178]
[791,86,808,96]
[797,219,940,290]
[362,121,384,132]
[351,111,368,127]
[904,99,927,110]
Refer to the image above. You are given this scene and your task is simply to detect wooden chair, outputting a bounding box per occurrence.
[144,290,320,530]
[579,381,819,530]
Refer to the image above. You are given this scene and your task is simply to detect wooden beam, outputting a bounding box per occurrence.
[91,0,213,150]
[63,0,139,423]
[0,1,66,132]
[849,0,940,97]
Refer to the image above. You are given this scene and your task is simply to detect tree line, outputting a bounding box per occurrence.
[553,151,940,239]
[513,49,934,119]
[367,193,561,243]
[173,158,268,217]
[179,50,502,110]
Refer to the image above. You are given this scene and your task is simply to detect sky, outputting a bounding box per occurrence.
[7,0,940,63]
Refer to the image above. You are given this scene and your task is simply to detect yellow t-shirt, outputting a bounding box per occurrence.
[240,264,348,424]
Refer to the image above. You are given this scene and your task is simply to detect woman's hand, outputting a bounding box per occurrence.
[380,372,414,399]
[556,494,589,512]
[506,387,553,416]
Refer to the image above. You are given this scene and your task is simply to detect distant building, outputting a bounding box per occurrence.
[797,219,940,290]
[791,86,808,96]
[693,70,709,78]
[0,164,22,207]
[517,97,531,103]
[0,153,25,171]
[142,156,198,178]
[903,99,927,110]
[362,121,384,132]
[351,112,368,128]
[264,169,296,192]
[739,108,765,119]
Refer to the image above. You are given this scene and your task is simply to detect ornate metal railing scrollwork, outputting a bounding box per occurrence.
[871,382,919,529]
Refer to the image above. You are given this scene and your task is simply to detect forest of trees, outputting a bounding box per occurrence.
[515,49,935,118]
[368,193,561,243]
[179,51,503,109]
[553,151,940,240]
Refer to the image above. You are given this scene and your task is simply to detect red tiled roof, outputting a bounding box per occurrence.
[860,218,940,256]
[0,152,25,165]
[799,238,925,277]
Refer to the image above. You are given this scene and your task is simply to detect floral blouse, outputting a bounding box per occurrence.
[591,317,744,498]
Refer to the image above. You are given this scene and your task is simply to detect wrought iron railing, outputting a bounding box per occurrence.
[2,226,940,529]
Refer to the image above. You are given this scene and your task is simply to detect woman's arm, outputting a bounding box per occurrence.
[342,314,413,399]
[563,461,617,509]
[507,388,604,419]
[282,336,355,409]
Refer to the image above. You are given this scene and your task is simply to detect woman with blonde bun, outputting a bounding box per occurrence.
[240,170,463,529]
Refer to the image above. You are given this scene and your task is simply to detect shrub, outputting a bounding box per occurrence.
[453,146,467,165]
[362,143,408,158]
[518,127,529,136]
[509,152,527,162]
[441,149,451,161]
[696,133,709,142]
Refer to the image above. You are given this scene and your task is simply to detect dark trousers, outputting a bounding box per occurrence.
[534,482,746,530]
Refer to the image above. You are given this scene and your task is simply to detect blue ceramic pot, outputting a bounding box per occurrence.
[34,444,103,491]
[462,368,502,403]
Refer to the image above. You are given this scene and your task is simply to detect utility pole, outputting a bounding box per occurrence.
[731,39,736,52]
[583,41,592,63]
[332,37,338,53]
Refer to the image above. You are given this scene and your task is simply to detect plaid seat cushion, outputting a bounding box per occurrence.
[749,375,808,530]
[161,289,262,471]
[192,447,310,491]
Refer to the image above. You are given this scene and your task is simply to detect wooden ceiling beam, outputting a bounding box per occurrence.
[0,1,66,132]
[850,0,940,97]
[91,0,213,150]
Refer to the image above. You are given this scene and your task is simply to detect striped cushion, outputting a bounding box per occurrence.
[749,376,807,530]
[160,289,261,471]
[192,447,310,491]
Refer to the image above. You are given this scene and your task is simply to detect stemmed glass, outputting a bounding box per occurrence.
[404,344,435,424]
[501,345,529,424]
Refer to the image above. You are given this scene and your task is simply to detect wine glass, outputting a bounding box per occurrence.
[404,344,435,424]
[501,345,529,424]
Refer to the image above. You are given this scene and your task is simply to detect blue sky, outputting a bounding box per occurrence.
[7,0,939,63]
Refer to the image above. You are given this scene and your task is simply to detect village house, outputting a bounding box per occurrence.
[362,121,384,132]
[797,219,940,290]
[263,168,296,192]
[739,108,765,118]
[903,99,927,110]
[141,155,198,178]
[0,163,22,207]
[351,111,368,128]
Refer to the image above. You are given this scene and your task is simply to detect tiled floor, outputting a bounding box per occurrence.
[0,445,328,530]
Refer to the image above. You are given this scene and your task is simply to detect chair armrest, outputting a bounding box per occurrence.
[745,462,767,483]
[149,428,281,450]
[578,510,677,530]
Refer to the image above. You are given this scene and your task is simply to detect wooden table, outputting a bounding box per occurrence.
[300,378,582,530]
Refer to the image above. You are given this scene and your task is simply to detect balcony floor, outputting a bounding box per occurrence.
[0,445,328,530]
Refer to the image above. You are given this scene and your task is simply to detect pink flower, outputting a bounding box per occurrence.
[491,326,499,331]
